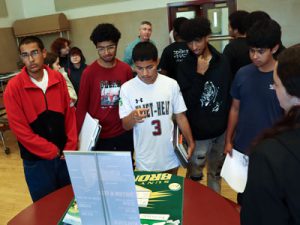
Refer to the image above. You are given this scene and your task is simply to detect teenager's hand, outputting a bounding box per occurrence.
[224,141,233,156]
[187,140,195,160]
[131,108,149,123]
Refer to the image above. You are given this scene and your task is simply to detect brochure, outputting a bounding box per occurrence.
[221,149,249,193]
[78,113,101,151]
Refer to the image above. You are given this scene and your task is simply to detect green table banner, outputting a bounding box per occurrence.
[58,172,184,225]
[135,171,184,225]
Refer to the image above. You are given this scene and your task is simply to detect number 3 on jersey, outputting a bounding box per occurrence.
[151,120,161,136]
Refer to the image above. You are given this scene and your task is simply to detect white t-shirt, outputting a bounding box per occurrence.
[30,69,48,93]
[119,74,187,171]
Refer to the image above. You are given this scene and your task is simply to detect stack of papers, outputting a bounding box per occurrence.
[221,149,249,193]
[136,185,151,207]
[78,113,101,151]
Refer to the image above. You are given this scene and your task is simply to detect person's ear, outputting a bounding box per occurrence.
[233,29,239,37]
[271,44,279,54]
[205,35,210,42]
[42,49,47,59]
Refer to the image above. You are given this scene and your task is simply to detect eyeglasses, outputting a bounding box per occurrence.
[20,49,40,61]
[96,45,116,54]
[135,65,155,73]
[249,48,268,55]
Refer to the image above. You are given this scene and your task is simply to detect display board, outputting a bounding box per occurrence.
[59,171,184,225]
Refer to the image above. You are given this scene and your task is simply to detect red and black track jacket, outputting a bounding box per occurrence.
[4,66,78,160]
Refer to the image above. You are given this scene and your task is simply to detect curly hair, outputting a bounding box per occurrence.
[180,17,211,42]
[90,23,121,46]
[51,37,71,55]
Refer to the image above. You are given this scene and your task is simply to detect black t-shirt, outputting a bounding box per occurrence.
[223,37,251,78]
[59,55,70,73]
[177,45,232,140]
[158,42,189,80]
[68,63,87,94]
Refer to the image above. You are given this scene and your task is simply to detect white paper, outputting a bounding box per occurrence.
[136,185,151,207]
[79,113,101,151]
[140,214,170,221]
[221,149,249,193]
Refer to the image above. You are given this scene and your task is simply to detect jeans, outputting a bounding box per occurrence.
[187,132,225,193]
[23,157,71,202]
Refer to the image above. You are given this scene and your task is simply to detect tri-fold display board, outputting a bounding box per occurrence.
[63,151,140,225]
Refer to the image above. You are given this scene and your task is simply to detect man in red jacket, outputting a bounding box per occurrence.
[4,36,77,202]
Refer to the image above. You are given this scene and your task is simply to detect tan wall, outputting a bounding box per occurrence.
[68,7,169,64]
[0,28,19,73]
[30,8,169,65]
[0,7,170,73]
[238,0,300,47]
[2,0,300,72]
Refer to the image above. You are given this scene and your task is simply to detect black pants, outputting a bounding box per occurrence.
[237,193,244,205]
[94,130,134,166]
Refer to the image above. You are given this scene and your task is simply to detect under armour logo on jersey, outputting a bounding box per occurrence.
[135,98,143,103]
[269,84,275,90]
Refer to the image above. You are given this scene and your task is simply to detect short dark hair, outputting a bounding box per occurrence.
[69,47,86,64]
[246,19,281,49]
[277,44,300,98]
[51,37,71,55]
[229,10,249,35]
[19,36,44,52]
[141,21,152,26]
[44,52,58,69]
[180,17,211,42]
[245,11,271,31]
[132,42,158,62]
[173,17,188,34]
[90,23,121,46]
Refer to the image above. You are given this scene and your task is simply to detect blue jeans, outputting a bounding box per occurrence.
[187,132,225,193]
[23,157,71,202]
